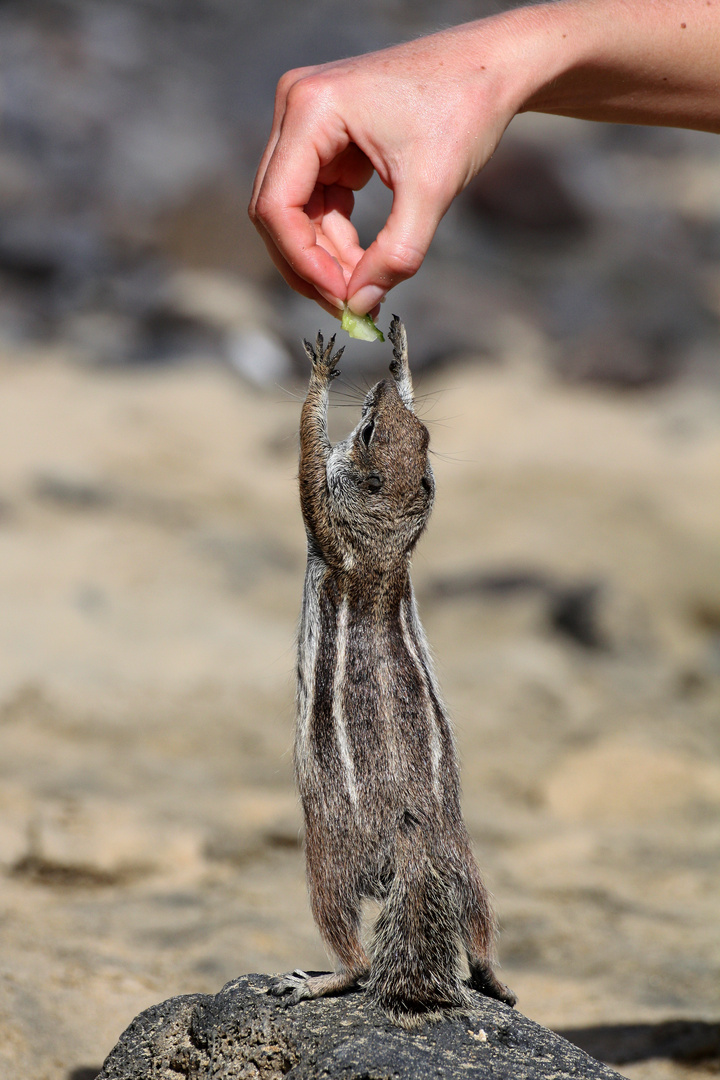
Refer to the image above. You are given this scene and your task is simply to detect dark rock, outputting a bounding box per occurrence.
[548,583,607,651]
[97,973,626,1080]
[462,142,588,237]
[33,473,113,510]
[559,1019,720,1068]
[546,244,718,389]
[425,568,609,651]
[552,329,677,389]
[427,568,552,601]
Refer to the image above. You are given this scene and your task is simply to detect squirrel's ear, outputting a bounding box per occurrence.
[388,316,414,412]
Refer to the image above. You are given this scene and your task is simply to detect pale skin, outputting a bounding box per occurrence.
[249,0,720,318]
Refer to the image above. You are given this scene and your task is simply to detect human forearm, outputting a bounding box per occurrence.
[513,0,720,132]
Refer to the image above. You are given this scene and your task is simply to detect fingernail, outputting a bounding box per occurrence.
[348,285,386,316]
[318,288,345,311]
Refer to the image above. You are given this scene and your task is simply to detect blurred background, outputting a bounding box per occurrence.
[0,2,719,1078]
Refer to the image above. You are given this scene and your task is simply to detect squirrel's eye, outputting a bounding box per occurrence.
[421,476,432,494]
[366,473,383,492]
[361,420,375,447]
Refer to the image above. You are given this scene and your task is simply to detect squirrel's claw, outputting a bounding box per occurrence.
[267,969,312,1001]
[303,333,344,380]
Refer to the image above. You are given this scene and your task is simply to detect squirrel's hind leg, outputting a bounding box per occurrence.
[456,857,517,1008]
[270,836,370,1005]
[467,956,516,1008]
[268,916,369,1004]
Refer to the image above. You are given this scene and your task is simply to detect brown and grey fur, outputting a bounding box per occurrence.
[270,317,515,1026]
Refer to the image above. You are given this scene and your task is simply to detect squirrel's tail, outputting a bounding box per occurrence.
[367,829,474,1027]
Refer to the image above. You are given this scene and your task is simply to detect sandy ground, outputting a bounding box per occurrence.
[0,330,719,1080]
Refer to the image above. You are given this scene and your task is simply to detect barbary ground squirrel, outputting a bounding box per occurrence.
[270,316,515,1026]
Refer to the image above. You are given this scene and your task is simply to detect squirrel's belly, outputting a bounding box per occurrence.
[298,706,458,822]
[297,581,459,813]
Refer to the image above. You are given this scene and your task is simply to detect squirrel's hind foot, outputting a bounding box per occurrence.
[268,966,366,1005]
[467,961,517,1008]
[267,968,311,1002]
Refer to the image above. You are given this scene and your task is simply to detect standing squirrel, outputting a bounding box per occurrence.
[270,317,515,1026]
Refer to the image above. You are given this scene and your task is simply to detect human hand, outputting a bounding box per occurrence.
[248,18,524,316]
[250,0,720,317]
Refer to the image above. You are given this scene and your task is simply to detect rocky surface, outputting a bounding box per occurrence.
[97,974,625,1080]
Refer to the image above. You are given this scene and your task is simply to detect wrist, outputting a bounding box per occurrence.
[474,1,602,118]
[444,1,595,119]
[428,3,597,156]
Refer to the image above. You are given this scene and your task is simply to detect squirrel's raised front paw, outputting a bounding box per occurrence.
[387,316,415,410]
[268,969,312,1004]
[388,315,407,369]
[303,333,344,381]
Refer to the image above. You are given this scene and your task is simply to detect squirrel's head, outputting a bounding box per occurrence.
[326,367,435,569]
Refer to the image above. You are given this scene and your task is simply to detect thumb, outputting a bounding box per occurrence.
[346,177,450,315]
